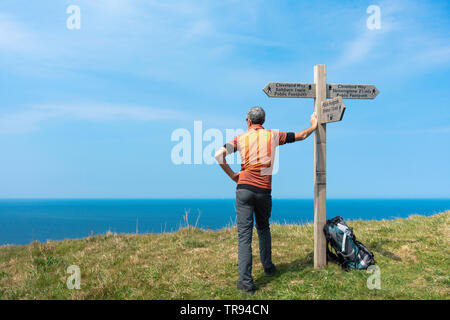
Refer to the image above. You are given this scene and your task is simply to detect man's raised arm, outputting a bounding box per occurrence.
[294,112,318,141]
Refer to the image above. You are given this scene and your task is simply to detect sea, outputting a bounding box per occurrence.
[0,199,449,245]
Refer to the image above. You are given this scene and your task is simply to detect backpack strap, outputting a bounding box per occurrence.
[326,242,349,271]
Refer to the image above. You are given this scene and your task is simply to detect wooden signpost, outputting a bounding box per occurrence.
[263,64,379,269]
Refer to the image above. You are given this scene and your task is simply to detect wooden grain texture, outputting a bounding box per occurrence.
[314,64,327,269]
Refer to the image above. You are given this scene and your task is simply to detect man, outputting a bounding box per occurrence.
[214,106,318,294]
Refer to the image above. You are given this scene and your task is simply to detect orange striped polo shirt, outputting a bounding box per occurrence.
[225,124,290,191]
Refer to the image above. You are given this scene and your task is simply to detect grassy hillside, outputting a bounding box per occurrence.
[0,211,448,300]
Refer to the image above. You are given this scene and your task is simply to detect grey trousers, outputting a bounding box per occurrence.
[235,188,275,289]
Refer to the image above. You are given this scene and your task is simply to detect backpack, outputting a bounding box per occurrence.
[323,216,375,271]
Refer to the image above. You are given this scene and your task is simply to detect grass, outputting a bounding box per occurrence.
[0,211,449,300]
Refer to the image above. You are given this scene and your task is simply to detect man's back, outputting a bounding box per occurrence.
[226,124,288,190]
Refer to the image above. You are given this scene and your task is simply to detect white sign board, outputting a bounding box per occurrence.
[263,82,315,98]
[327,84,379,99]
[321,96,345,123]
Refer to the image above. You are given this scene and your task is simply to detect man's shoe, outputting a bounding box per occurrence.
[237,280,256,295]
[264,265,277,277]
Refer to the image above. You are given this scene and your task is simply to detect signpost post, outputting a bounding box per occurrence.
[263,64,379,269]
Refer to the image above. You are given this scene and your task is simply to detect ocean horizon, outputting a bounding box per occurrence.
[1,198,449,245]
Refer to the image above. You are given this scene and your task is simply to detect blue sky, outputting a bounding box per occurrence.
[0,0,449,199]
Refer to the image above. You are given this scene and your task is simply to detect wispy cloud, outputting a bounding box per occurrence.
[418,126,450,134]
[0,13,40,53]
[333,0,401,69]
[0,102,243,134]
[0,103,186,134]
[334,0,450,72]
[335,31,381,68]
[0,1,283,77]
[411,45,450,67]
[82,0,138,15]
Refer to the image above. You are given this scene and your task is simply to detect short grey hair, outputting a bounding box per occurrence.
[246,106,265,125]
